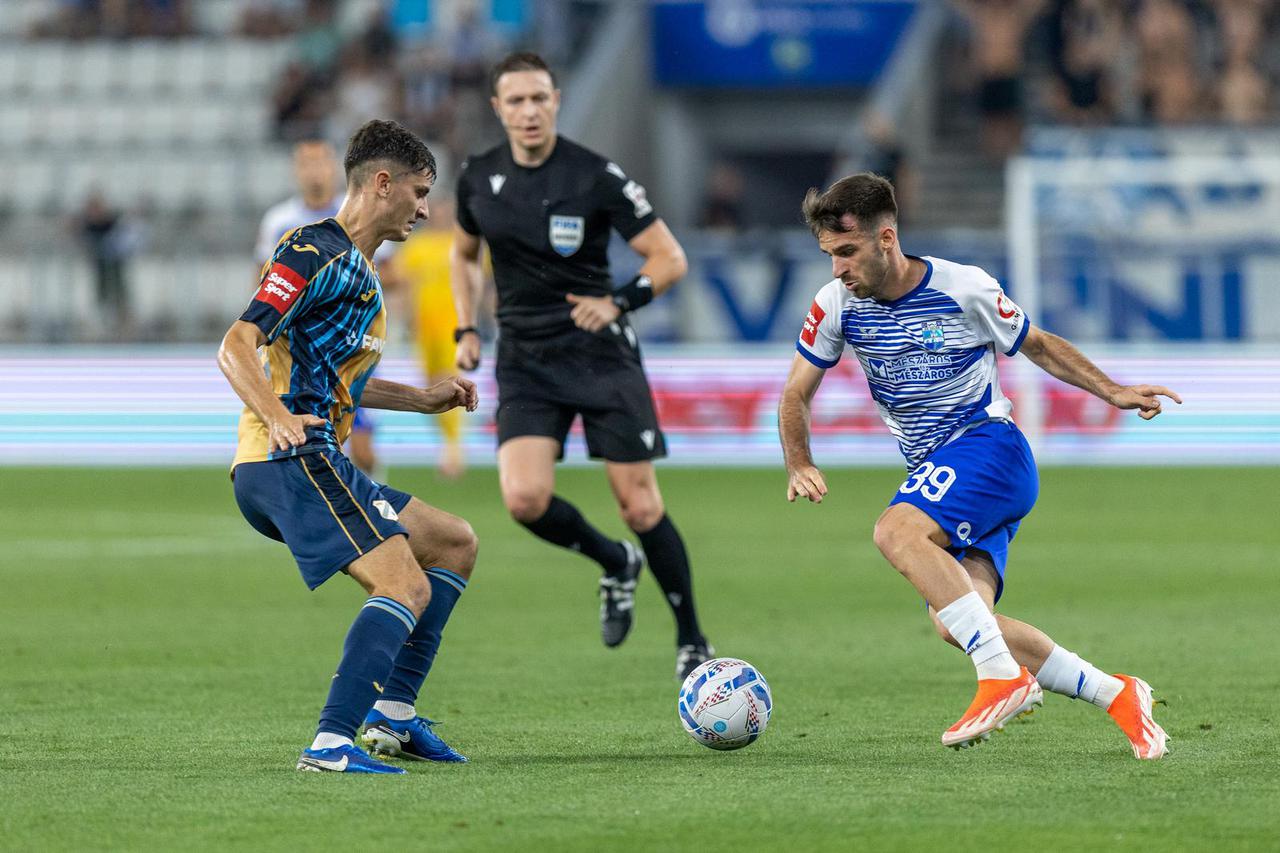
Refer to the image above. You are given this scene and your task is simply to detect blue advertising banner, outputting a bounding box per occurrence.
[652,0,917,88]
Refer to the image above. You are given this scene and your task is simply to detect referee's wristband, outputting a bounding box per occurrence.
[453,326,479,343]
[612,275,654,313]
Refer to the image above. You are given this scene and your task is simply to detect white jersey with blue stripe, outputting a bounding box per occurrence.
[796,256,1031,467]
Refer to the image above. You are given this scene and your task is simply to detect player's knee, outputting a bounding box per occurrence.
[872,514,906,563]
[504,487,551,524]
[445,518,479,578]
[404,571,432,617]
[618,493,663,533]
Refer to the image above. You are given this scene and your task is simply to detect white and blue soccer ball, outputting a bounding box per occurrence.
[677,657,772,750]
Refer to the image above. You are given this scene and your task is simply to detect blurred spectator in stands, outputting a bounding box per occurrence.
[1135,0,1206,123]
[327,42,401,146]
[1217,57,1272,123]
[401,44,457,146]
[861,110,918,226]
[239,0,304,38]
[295,0,343,70]
[272,61,330,141]
[127,0,192,37]
[698,163,746,232]
[76,190,133,337]
[1046,0,1126,124]
[952,0,1047,159]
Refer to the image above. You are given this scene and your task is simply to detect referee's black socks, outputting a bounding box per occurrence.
[520,495,628,574]
[637,514,706,647]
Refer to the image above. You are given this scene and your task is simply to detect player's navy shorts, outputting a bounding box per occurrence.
[494,324,666,463]
[351,407,375,432]
[888,420,1038,603]
[233,450,412,589]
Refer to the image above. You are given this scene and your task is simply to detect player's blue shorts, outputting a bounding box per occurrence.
[233,450,412,589]
[352,407,375,433]
[888,419,1038,603]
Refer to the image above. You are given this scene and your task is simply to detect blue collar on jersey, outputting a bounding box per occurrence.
[878,256,934,308]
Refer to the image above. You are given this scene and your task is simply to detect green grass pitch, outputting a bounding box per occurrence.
[1,466,1277,851]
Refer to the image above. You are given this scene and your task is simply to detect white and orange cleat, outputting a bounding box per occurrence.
[942,666,1043,750]
[1106,674,1169,759]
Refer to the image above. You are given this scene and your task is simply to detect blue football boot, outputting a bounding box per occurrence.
[296,742,406,774]
[361,710,468,763]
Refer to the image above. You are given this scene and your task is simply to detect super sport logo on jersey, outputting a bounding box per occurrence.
[800,300,825,345]
[255,263,307,313]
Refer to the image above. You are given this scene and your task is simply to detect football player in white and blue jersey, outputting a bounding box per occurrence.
[779,173,1180,758]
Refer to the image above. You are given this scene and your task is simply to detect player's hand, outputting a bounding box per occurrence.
[268,413,326,453]
[787,465,829,503]
[455,333,481,371]
[423,376,479,414]
[1107,384,1182,420]
[566,293,622,333]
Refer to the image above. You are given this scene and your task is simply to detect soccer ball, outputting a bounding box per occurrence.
[677,657,772,750]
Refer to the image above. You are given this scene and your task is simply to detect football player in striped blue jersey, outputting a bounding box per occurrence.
[779,173,1180,758]
[219,120,479,773]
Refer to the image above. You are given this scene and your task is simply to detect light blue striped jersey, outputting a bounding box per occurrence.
[797,256,1030,467]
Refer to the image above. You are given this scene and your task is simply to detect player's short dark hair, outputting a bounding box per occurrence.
[343,119,436,184]
[801,173,897,236]
[490,51,556,95]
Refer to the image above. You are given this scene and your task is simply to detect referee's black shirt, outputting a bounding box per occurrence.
[456,136,658,339]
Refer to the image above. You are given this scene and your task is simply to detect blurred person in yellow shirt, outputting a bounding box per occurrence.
[398,198,471,478]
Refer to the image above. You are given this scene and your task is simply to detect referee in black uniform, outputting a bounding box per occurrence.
[450,52,713,680]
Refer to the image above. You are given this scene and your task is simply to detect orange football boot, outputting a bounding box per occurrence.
[942,666,1043,750]
[1106,674,1169,759]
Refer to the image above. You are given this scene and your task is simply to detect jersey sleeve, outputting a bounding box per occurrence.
[455,159,481,236]
[795,281,846,369]
[957,271,1031,356]
[596,160,658,241]
[239,234,331,343]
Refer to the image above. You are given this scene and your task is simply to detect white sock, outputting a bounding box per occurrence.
[373,700,416,721]
[310,732,353,751]
[936,591,1020,679]
[1035,644,1124,709]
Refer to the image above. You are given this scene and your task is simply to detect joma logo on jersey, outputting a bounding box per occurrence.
[920,320,945,351]
[549,215,585,257]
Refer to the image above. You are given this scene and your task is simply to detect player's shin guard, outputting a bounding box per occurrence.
[316,596,417,740]
[379,568,467,707]
[936,591,1020,680]
[637,514,706,647]
[520,495,628,574]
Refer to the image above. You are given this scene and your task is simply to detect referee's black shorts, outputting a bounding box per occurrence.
[495,325,667,463]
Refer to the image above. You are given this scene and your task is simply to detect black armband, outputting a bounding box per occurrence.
[611,275,654,313]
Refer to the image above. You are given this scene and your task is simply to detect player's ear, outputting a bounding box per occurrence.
[375,169,393,197]
[490,96,501,120]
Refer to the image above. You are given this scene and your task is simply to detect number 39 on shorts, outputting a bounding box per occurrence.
[898,462,957,502]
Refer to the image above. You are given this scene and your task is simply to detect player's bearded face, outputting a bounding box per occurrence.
[492,70,559,154]
[819,225,891,300]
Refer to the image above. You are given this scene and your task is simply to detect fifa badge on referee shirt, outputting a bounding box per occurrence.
[549,215,585,257]
[921,319,946,352]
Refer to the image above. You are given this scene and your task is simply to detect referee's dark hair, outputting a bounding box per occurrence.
[490,51,557,95]
[344,119,437,185]
[802,173,897,236]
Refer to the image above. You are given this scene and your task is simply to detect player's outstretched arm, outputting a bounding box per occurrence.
[217,320,326,452]
[779,354,830,503]
[1019,327,1182,420]
[449,224,486,370]
[361,376,479,415]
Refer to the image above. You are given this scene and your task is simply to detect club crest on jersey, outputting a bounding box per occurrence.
[921,319,945,351]
[549,215,585,257]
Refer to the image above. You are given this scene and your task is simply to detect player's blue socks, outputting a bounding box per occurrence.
[316,596,417,740]
[520,495,628,575]
[380,568,468,706]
